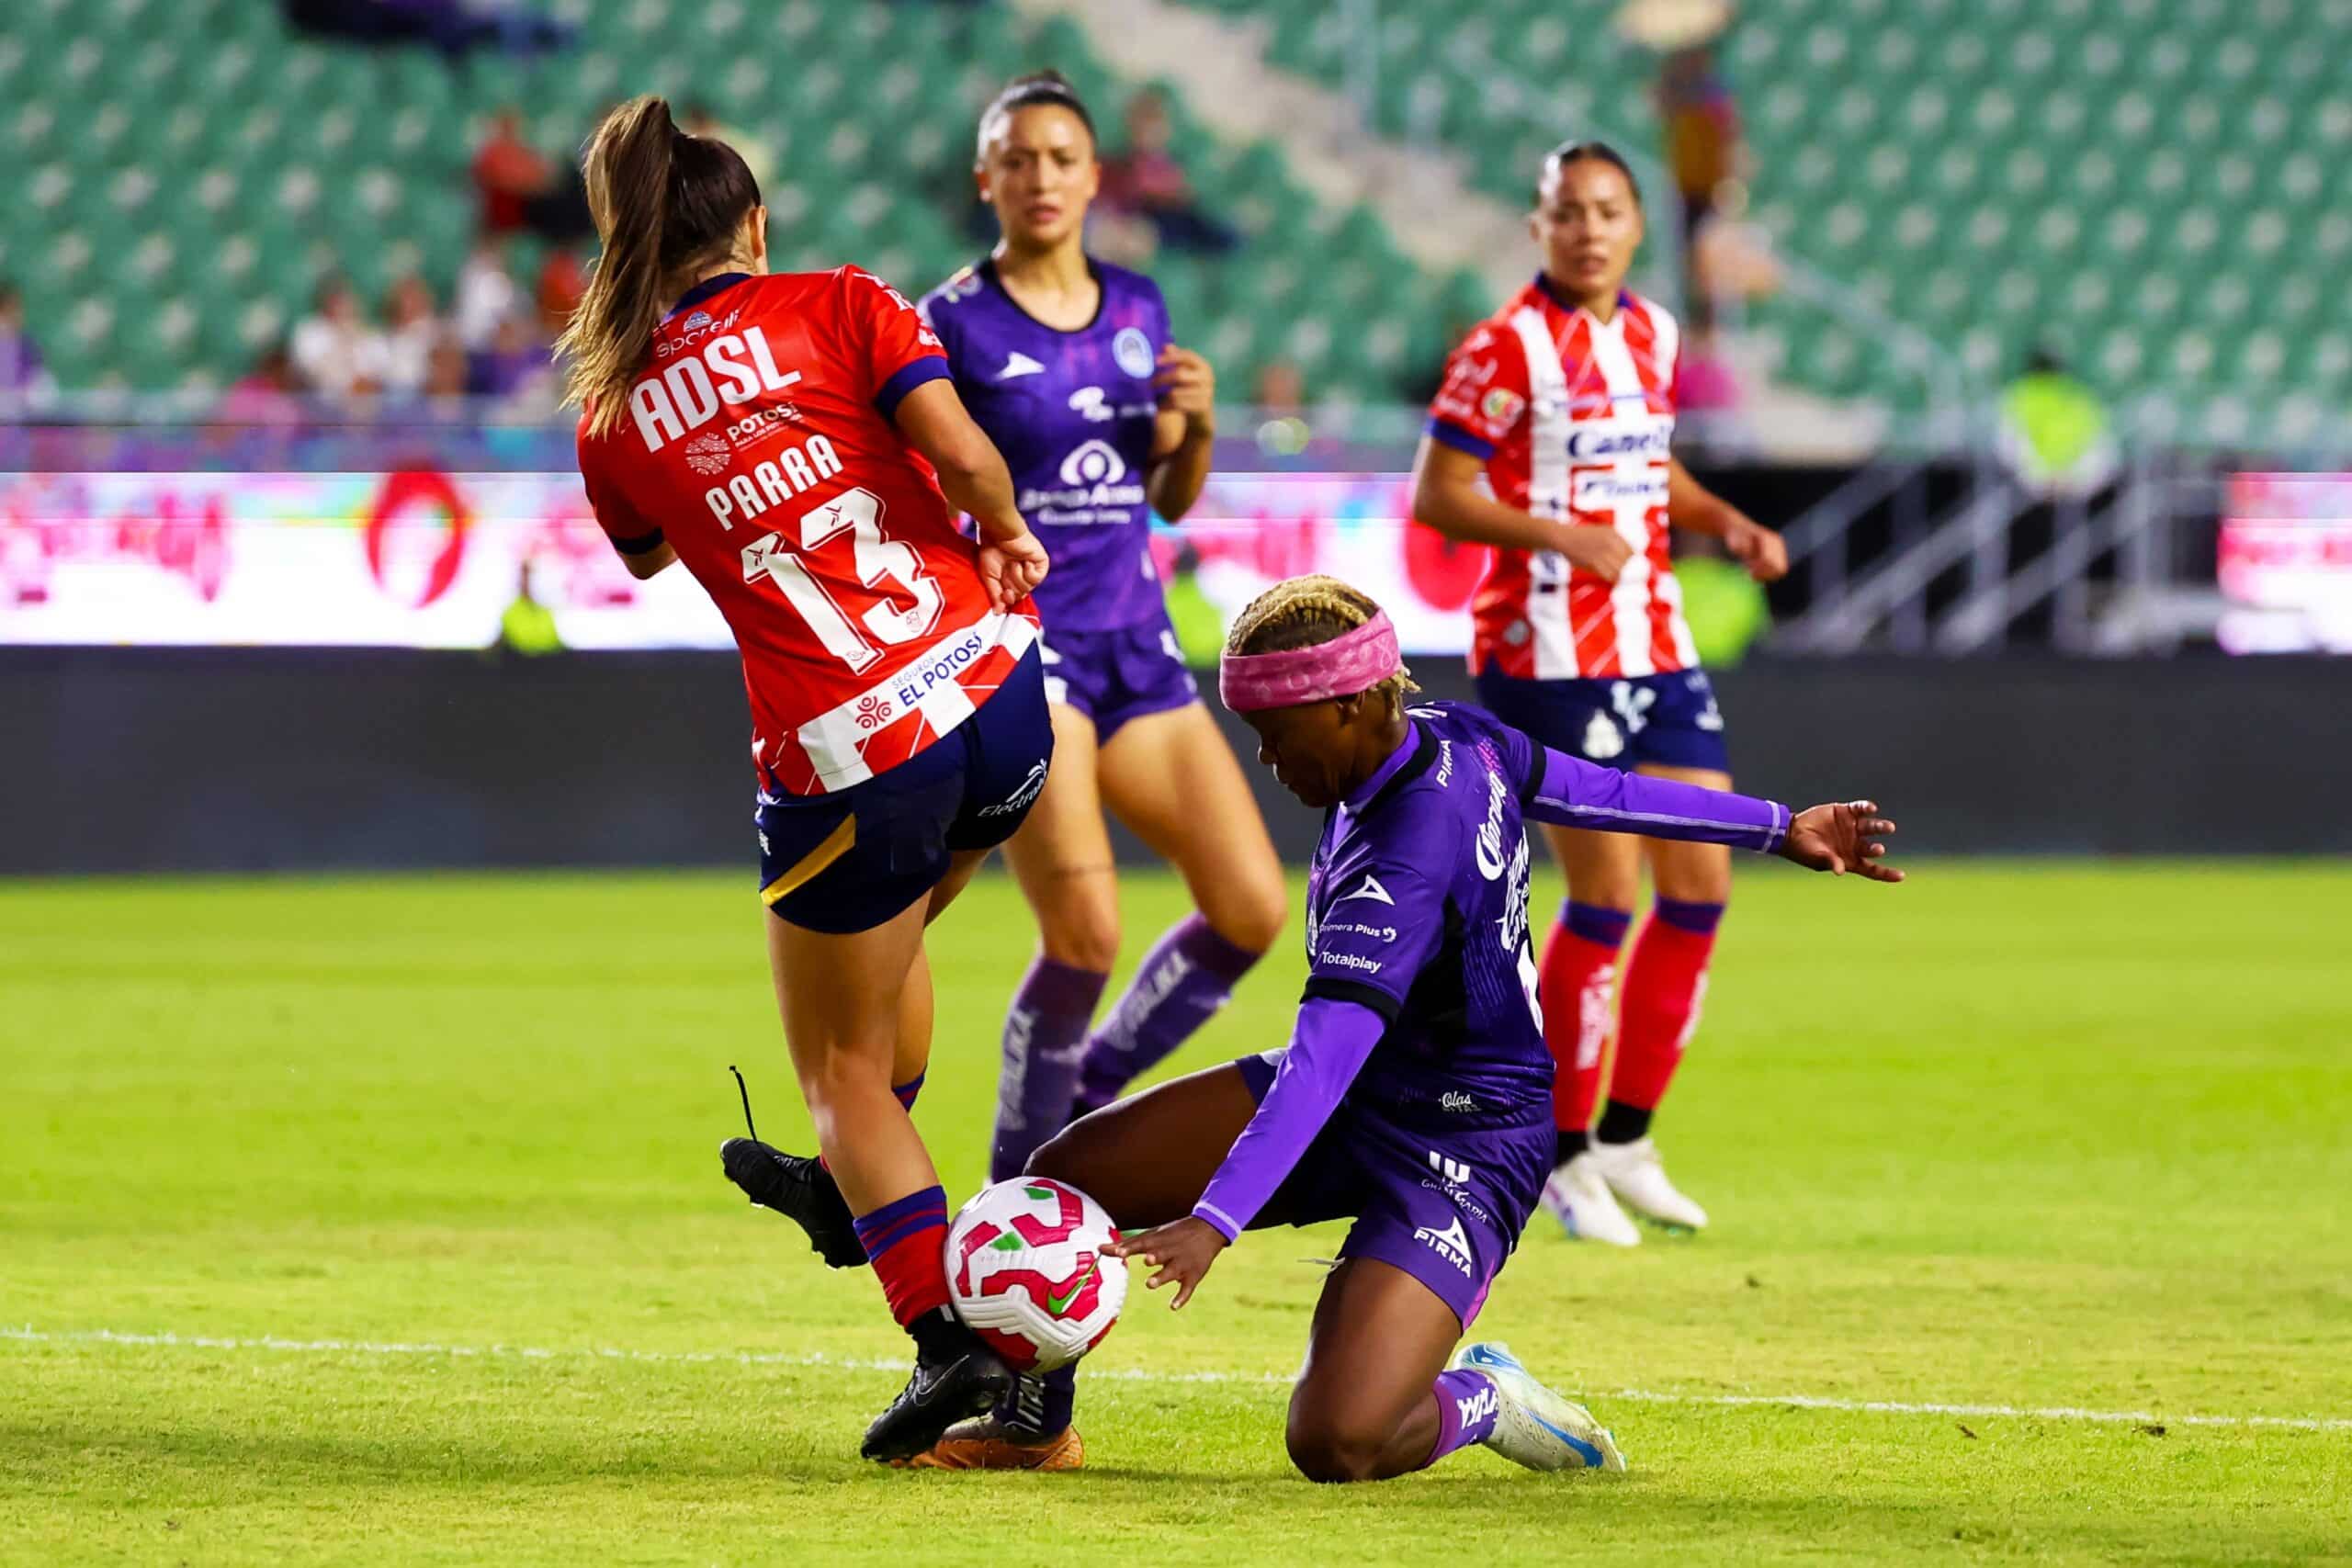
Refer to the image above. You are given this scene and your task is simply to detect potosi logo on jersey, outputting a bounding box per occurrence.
[629,325,804,454]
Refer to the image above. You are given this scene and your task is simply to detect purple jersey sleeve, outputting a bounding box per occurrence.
[1191,996,1389,1241]
[1528,746,1790,852]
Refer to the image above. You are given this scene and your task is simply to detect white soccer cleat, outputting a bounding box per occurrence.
[1450,1341,1627,1474]
[1541,1153,1643,1246]
[1589,1136,1709,1231]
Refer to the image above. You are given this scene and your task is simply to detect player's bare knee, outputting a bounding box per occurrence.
[1037,908,1122,974]
[1022,1126,1084,1185]
[1207,880,1287,957]
[1284,1419,1384,1484]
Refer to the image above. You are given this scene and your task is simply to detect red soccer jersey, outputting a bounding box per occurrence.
[1425,277,1697,680]
[578,266,1038,795]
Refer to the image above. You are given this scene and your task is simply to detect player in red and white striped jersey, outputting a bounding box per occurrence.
[565,96,1051,1461]
[1410,141,1789,1248]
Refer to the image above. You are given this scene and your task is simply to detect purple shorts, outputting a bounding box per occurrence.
[1038,615,1200,742]
[1236,1052,1552,1327]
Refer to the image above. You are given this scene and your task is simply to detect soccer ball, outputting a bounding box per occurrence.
[945,1177,1127,1371]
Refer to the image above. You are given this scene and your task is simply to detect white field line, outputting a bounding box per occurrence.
[7,1325,2349,1434]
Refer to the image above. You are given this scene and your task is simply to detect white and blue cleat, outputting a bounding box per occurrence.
[1450,1341,1628,1474]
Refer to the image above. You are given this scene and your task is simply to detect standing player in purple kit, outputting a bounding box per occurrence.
[1000,574,1901,1483]
[919,73,1287,1181]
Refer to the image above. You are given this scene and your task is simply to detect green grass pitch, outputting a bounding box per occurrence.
[5,862,2349,1564]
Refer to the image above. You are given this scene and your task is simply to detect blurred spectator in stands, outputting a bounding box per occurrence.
[535,249,587,337]
[683,103,778,198]
[469,313,557,413]
[378,275,445,396]
[281,0,572,62]
[289,275,388,403]
[1102,89,1238,254]
[472,109,594,243]
[220,341,303,425]
[0,283,60,414]
[2000,346,2118,497]
[454,240,519,351]
[1657,45,1746,333]
[1675,327,1743,412]
[416,335,474,421]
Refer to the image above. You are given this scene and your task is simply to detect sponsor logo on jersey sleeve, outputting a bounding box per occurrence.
[1334,873,1394,908]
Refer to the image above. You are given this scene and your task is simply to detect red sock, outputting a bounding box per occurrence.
[1611,899,1723,1113]
[852,1186,951,1328]
[1540,902,1632,1142]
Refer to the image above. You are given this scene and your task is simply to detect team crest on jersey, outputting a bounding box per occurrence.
[684,433,732,476]
[1113,327,1154,378]
[684,310,713,333]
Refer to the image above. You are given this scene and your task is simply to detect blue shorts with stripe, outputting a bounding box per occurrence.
[1476,667,1731,774]
[754,649,1051,933]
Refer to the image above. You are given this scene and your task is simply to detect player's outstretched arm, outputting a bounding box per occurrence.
[1524,742,1902,880]
[1411,437,1634,581]
[1109,995,1388,1310]
[1778,801,1903,882]
[891,378,1047,609]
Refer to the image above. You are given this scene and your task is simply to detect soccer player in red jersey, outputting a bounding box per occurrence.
[565,96,1053,1460]
[1410,141,1791,1247]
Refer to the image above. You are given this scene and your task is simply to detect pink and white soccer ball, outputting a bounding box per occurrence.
[945,1177,1128,1371]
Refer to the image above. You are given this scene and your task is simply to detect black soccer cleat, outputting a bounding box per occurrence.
[719,1136,867,1269]
[860,1331,1015,1463]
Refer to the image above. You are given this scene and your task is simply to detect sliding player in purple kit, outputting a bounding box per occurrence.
[1012,574,1900,1482]
[919,74,1286,1180]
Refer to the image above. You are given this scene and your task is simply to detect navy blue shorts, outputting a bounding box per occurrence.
[1236,1052,1551,1327]
[1476,667,1731,773]
[754,649,1052,933]
[1038,615,1200,743]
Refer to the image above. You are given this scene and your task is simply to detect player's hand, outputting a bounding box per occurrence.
[978,529,1049,611]
[1779,801,1903,883]
[1104,1215,1227,1311]
[1555,523,1634,582]
[1724,516,1789,582]
[1155,344,1216,439]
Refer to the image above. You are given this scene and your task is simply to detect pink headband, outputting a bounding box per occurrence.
[1219,612,1403,713]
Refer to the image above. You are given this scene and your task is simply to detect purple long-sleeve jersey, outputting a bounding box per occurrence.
[917,258,1170,632]
[1193,701,1788,1238]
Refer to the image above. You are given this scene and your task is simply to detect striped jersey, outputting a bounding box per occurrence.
[1425,276,1697,680]
[577,266,1039,795]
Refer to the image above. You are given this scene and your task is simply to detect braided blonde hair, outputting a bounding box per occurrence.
[1225,574,1418,714]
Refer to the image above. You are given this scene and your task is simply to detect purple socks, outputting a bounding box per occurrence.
[1071,915,1262,1117]
[1423,1369,1502,1467]
[989,958,1108,1182]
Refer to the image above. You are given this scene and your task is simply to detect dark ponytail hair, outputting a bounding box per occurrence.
[975,69,1097,164]
[561,95,763,434]
[1537,139,1643,206]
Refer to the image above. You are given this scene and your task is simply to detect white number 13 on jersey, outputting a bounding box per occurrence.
[741,487,944,673]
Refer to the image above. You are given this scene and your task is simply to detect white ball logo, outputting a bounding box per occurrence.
[1059,439,1128,487]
